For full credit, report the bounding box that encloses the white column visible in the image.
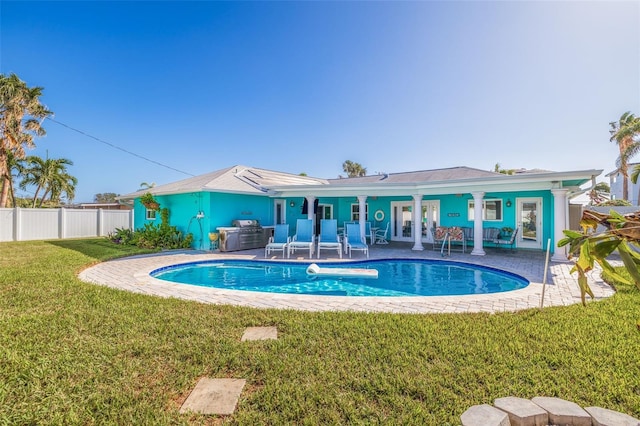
[305,196,316,232]
[357,195,367,239]
[412,194,424,251]
[471,191,486,256]
[129,209,135,230]
[551,188,569,262]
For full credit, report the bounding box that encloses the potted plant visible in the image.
[501,226,514,238]
[140,192,160,210]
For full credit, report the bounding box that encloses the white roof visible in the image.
[120,164,603,200]
[119,165,327,199]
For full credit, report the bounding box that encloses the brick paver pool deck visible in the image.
[78,243,615,314]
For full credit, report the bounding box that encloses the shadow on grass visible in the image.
[47,238,210,263]
[46,238,160,262]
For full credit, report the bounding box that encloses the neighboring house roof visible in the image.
[119,165,328,200]
[605,162,640,177]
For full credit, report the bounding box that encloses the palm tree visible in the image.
[138,181,156,191]
[47,171,77,205]
[0,150,25,207]
[342,160,367,178]
[493,162,515,175]
[20,155,76,207]
[0,73,52,207]
[588,182,610,206]
[610,111,640,201]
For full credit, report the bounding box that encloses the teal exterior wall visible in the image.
[209,192,272,230]
[135,191,273,250]
[135,192,211,250]
[135,189,557,252]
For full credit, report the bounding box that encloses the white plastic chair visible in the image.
[265,224,290,258]
[288,219,315,258]
[375,223,390,244]
[317,219,342,259]
[345,223,369,258]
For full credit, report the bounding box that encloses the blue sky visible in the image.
[2,1,639,203]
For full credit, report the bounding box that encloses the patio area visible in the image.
[78,242,616,314]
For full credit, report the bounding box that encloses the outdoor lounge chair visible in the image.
[448,226,466,253]
[375,222,389,244]
[265,224,290,258]
[288,219,315,258]
[317,219,342,259]
[365,222,375,245]
[431,226,449,251]
[431,226,466,253]
[493,226,519,250]
[345,223,369,258]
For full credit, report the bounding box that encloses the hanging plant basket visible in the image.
[140,192,160,210]
[144,201,160,210]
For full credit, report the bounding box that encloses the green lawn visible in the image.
[1,239,639,425]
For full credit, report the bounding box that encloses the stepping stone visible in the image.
[584,406,640,426]
[494,396,549,426]
[241,326,278,341]
[461,404,510,426]
[180,378,246,415]
[531,396,591,426]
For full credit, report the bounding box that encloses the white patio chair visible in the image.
[345,223,369,258]
[375,222,390,244]
[317,219,342,259]
[265,224,290,258]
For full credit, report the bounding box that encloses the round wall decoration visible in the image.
[373,209,385,221]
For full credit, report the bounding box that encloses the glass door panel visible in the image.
[391,202,413,241]
[421,201,440,243]
[517,198,542,249]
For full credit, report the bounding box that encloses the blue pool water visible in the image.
[151,259,529,297]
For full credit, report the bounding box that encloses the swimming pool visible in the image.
[151,259,529,297]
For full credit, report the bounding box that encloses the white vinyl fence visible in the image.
[0,208,133,242]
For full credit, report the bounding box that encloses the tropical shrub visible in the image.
[596,199,632,206]
[107,227,135,245]
[109,208,193,250]
[559,209,640,304]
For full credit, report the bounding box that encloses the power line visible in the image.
[46,117,196,177]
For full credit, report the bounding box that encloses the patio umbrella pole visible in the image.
[540,238,552,309]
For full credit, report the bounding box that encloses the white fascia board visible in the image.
[118,187,270,201]
[270,169,602,197]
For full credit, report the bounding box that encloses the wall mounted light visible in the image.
[506,199,512,207]
[289,201,295,207]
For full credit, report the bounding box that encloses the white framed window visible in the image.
[468,199,503,221]
[146,209,157,220]
[351,204,368,221]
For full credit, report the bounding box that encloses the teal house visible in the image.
[119,164,601,261]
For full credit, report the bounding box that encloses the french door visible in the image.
[516,198,542,249]
[390,201,439,243]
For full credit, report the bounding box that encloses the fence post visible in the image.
[59,208,66,239]
[14,207,21,241]
[97,209,104,236]
[129,209,135,230]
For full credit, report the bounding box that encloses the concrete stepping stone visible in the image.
[494,396,549,426]
[180,378,246,415]
[461,404,510,426]
[531,397,591,426]
[241,326,278,341]
[584,406,640,426]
